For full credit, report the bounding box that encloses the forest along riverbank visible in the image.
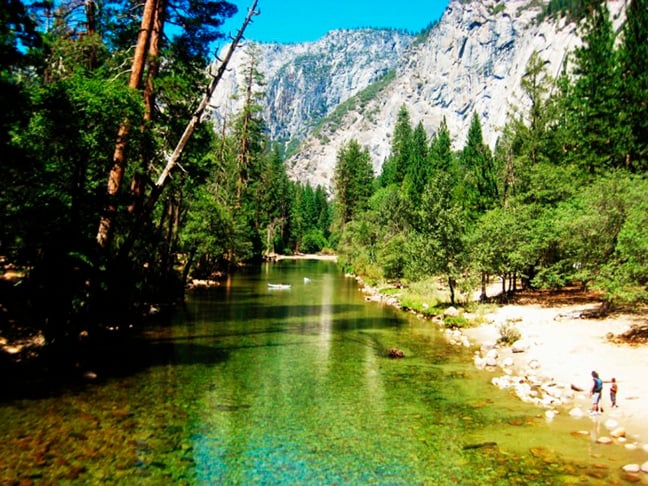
[356,277,648,474]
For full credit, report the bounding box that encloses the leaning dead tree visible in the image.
[145,0,259,211]
[96,0,259,248]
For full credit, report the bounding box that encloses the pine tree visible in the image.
[261,146,290,254]
[518,50,554,166]
[380,104,412,186]
[429,117,453,173]
[403,121,430,205]
[458,112,498,218]
[334,139,374,225]
[618,0,648,171]
[569,1,623,173]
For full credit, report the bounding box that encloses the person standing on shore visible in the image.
[590,371,603,415]
[610,377,618,408]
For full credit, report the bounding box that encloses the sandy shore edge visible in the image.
[462,303,648,446]
[357,278,648,460]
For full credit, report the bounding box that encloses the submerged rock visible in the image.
[569,407,585,418]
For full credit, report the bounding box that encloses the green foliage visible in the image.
[3,71,143,262]
[497,321,522,345]
[289,182,332,253]
[443,315,471,329]
[313,70,395,139]
[457,113,498,219]
[490,3,506,16]
[179,187,234,260]
[429,117,454,173]
[402,121,430,205]
[341,4,647,307]
[2,0,647,349]
[300,229,328,254]
[538,0,590,23]
[567,2,625,173]
[333,139,375,226]
[406,171,466,305]
[618,0,648,172]
[380,104,413,186]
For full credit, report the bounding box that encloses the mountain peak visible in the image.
[211,0,602,191]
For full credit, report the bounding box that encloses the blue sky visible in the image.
[221,0,451,44]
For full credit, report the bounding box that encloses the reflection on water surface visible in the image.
[0,261,644,484]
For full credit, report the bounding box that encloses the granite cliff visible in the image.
[211,0,625,191]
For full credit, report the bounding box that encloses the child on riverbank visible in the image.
[610,377,618,408]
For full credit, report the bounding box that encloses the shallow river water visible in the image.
[0,260,645,484]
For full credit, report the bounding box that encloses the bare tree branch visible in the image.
[145,0,259,210]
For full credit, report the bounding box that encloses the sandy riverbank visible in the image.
[462,300,648,447]
[358,277,648,461]
[270,253,338,262]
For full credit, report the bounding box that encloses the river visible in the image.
[0,260,644,484]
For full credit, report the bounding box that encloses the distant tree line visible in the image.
[334,0,647,307]
[0,0,332,345]
[0,0,645,349]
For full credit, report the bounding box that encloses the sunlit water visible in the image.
[1,260,645,484]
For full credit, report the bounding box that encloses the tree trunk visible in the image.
[129,0,166,215]
[96,0,159,248]
[143,0,259,212]
[235,63,256,207]
[479,271,487,301]
[85,0,97,69]
[115,1,258,263]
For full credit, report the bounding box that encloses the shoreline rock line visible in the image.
[352,274,648,475]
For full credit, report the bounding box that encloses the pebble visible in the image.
[439,309,646,463]
[569,407,585,418]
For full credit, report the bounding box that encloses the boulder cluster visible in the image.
[449,325,648,478]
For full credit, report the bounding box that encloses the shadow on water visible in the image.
[0,309,403,403]
[179,302,366,324]
[0,339,229,402]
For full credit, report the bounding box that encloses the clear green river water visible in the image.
[1,260,645,484]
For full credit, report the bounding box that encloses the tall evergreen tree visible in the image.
[379,104,412,186]
[403,121,430,205]
[568,0,623,172]
[458,112,498,218]
[517,50,554,166]
[334,139,374,225]
[261,146,290,254]
[429,117,453,173]
[618,0,648,171]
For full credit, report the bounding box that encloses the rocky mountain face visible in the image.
[210,29,414,144]
[212,0,624,192]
